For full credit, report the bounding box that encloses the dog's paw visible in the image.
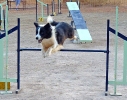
[43,54,48,58]
[44,52,51,58]
[43,55,46,58]
[43,55,48,58]
[73,38,80,44]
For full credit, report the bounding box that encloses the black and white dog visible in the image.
[34,16,77,57]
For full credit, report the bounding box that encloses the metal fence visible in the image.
[83,0,127,6]
[62,0,127,6]
[1,0,127,9]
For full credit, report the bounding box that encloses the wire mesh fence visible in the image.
[0,0,127,10]
[87,0,127,6]
[63,0,127,6]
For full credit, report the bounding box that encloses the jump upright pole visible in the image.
[58,0,62,14]
[105,19,110,96]
[16,18,21,94]
[0,1,6,30]
[4,5,9,94]
[51,0,55,16]
[111,6,119,96]
[36,0,37,21]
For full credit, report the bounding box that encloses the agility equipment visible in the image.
[0,18,21,94]
[0,2,10,94]
[105,6,127,96]
[0,3,21,93]
[19,6,127,95]
[0,1,6,30]
[17,17,109,97]
[66,2,92,43]
[67,0,80,17]
[58,0,62,14]
[36,0,62,21]
[36,0,48,22]
[51,0,56,16]
[51,0,62,16]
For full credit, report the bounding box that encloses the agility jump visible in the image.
[50,0,62,16]
[0,19,20,94]
[0,2,21,94]
[36,0,48,22]
[36,0,62,22]
[105,6,127,96]
[17,16,109,96]
[66,2,92,43]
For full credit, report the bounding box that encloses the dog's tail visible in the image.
[47,15,59,26]
[47,15,53,23]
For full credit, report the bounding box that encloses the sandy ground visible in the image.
[0,4,127,100]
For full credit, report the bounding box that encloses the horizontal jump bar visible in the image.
[109,27,127,41]
[0,26,18,39]
[19,48,108,53]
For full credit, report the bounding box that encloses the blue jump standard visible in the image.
[66,2,92,42]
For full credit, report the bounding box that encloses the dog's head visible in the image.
[34,22,52,43]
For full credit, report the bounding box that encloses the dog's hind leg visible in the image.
[70,35,79,44]
[70,35,77,40]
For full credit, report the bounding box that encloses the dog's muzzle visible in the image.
[36,37,38,40]
[36,36,42,43]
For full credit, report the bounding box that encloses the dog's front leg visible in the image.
[44,47,53,57]
[41,46,48,58]
[45,44,58,57]
[41,48,46,58]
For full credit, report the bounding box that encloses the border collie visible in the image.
[34,16,77,57]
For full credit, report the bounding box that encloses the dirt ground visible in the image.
[0,4,127,100]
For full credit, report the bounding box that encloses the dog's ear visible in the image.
[34,22,39,27]
[44,23,50,30]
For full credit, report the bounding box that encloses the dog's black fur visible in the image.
[55,22,75,45]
